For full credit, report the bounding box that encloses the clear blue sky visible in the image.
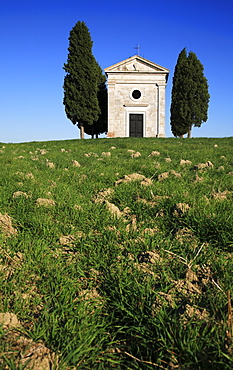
[1,0,232,142]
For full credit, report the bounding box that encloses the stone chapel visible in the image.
[104,55,169,138]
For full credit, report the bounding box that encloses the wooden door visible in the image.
[129,114,143,137]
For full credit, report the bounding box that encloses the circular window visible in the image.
[132,90,141,99]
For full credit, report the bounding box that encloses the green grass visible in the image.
[0,137,233,369]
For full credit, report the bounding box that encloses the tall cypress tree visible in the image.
[186,52,210,137]
[63,21,101,139]
[170,48,210,137]
[170,48,190,137]
[83,64,108,138]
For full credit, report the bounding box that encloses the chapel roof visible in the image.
[104,55,169,76]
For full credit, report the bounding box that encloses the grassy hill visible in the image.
[0,137,233,369]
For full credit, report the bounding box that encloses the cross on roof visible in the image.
[133,44,140,56]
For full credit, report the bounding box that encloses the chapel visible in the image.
[104,55,169,138]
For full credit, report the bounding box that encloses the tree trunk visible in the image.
[79,124,84,139]
[89,126,98,139]
[187,126,192,138]
[91,126,94,139]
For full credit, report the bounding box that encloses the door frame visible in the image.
[125,108,146,137]
[129,113,143,137]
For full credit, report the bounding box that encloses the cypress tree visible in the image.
[170,48,190,137]
[186,52,210,137]
[170,48,210,137]
[63,21,101,139]
[83,65,108,138]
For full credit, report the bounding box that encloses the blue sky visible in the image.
[1,0,232,142]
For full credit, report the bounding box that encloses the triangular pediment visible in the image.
[105,55,169,74]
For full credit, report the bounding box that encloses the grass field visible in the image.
[0,137,233,369]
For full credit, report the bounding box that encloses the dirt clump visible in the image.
[194,174,204,182]
[59,234,76,246]
[154,161,161,168]
[13,191,30,199]
[126,215,137,231]
[94,188,114,203]
[79,288,104,311]
[210,190,231,200]
[3,333,57,370]
[137,250,162,264]
[74,204,83,210]
[174,276,202,296]
[170,170,181,178]
[142,227,159,236]
[180,159,192,165]
[175,228,198,249]
[105,201,123,219]
[0,312,21,329]
[148,151,160,157]
[181,304,209,323]
[15,171,25,177]
[0,214,17,238]
[126,173,145,181]
[36,198,55,207]
[193,161,214,170]
[0,251,23,279]
[173,203,190,216]
[46,161,55,168]
[102,151,111,156]
[79,288,101,301]
[25,172,34,179]
[38,149,48,155]
[59,232,84,246]
[85,152,98,157]
[158,172,169,181]
[0,312,57,369]
[158,170,182,181]
[79,174,87,181]
[132,250,162,277]
[115,173,145,186]
[140,177,153,186]
[153,264,213,319]
[130,151,141,158]
[72,160,81,167]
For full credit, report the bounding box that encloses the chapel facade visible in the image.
[104,55,169,138]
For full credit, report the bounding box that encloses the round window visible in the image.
[132,90,141,99]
